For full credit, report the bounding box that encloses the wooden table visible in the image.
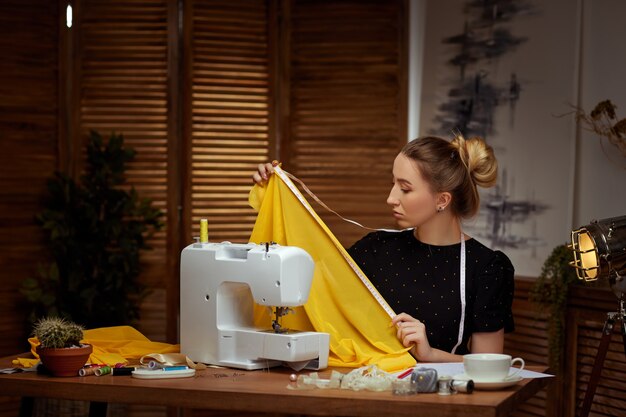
[0,356,550,417]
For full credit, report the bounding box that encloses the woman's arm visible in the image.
[412,329,505,362]
[412,347,463,362]
[393,313,505,362]
[469,328,504,353]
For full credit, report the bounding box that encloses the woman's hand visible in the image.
[252,162,276,185]
[392,313,435,362]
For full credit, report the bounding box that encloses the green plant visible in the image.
[33,316,84,349]
[21,131,163,328]
[529,244,579,372]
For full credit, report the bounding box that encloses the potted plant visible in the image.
[33,317,92,377]
[20,131,163,328]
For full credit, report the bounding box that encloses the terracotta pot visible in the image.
[36,344,93,377]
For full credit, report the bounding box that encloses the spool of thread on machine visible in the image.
[200,219,208,243]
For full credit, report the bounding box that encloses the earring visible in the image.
[437,206,444,212]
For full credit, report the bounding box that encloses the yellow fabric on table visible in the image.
[249,169,416,372]
[13,325,179,367]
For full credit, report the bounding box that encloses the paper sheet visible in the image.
[397,363,553,379]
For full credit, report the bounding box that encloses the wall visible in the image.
[573,0,626,226]
[417,0,626,277]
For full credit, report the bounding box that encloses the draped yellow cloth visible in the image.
[249,169,415,372]
[13,326,180,368]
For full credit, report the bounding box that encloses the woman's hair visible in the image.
[401,135,497,219]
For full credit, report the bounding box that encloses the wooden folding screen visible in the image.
[0,2,59,416]
[280,0,409,248]
[572,318,626,417]
[565,286,626,417]
[183,0,273,245]
[1,0,409,353]
[0,1,59,355]
[506,279,550,417]
[178,0,408,343]
[76,0,172,342]
[505,281,626,417]
[183,0,409,250]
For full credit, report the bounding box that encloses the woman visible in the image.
[253,135,514,362]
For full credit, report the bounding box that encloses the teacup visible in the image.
[463,353,525,382]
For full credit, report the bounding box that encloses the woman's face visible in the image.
[387,153,440,228]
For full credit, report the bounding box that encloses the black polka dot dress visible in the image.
[347,229,515,355]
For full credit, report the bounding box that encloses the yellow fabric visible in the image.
[13,326,180,367]
[249,172,416,372]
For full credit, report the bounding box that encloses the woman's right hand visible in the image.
[252,162,276,185]
[392,313,435,362]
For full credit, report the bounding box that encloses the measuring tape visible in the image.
[450,232,466,355]
[272,166,397,318]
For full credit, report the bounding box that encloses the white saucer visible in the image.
[452,374,523,390]
[132,368,196,379]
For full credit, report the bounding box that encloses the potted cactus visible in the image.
[33,317,92,377]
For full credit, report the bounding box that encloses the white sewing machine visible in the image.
[180,241,330,370]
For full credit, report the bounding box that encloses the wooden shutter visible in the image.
[506,279,550,417]
[566,286,626,417]
[0,0,59,354]
[574,319,626,417]
[281,0,408,248]
[0,2,58,416]
[184,0,272,244]
[78,0,171,341]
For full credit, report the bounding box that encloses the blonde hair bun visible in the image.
[452,135,497,188]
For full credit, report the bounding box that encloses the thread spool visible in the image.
[451,379,474,394]
[79,367,97,376]
[200,219,208,243]
[95,366,112,376]
[112,367,134,376]
[437,376,453,396]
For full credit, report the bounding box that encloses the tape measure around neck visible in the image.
[450,232,466,355]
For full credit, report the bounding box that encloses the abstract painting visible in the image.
[419,0,579,276]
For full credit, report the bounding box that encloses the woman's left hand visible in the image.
[392,313,435,362]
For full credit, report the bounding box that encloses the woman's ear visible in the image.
[436,192,452,210]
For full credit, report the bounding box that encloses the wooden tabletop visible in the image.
[0,355,550,417]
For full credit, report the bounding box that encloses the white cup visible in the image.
[463,353,525,382]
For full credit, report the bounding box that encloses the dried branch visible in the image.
[575,99,626,159]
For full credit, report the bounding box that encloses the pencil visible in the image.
[397,368,414,379]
